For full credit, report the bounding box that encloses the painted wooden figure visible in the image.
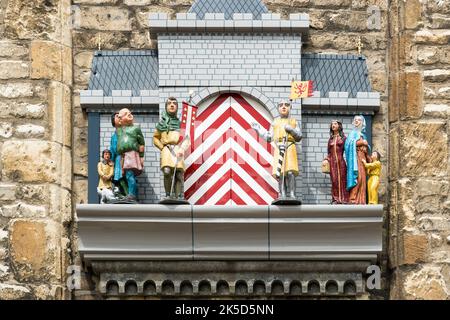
[116,108,145,203]
[252,100,302,203]
[153,97,188,202]
[324,120,349,204]
[97,149,115,204]
[344,115,371,204]
[363,151,382,205]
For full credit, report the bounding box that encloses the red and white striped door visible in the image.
[184,93,278,205]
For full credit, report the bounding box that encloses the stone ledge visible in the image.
[302,91,381,114]
[148,12,309,36]
[76,204,383,263]
[80,89,160,110]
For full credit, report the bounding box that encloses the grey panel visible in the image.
[189,0,269,20]
[88,50,159,96]
[193,206,269,260]
[76,204,383,262]
[77,204,192,262]
[269,205,383,260]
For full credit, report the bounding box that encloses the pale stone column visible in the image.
[388,0,450,300]
[0,0,73,299]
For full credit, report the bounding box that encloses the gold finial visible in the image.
[356,36,363,55]
[97,34,103,51]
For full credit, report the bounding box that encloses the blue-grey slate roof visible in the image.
[87,51,372,98]
[301,53,371,97]
[188,0,269,20]
[88,50,158,96]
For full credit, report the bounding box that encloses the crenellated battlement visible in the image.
[148,12,309,35]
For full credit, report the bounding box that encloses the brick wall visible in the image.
[158,33,302,87]
[99,113,160,204]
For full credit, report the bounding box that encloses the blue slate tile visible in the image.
[188,0,268,20]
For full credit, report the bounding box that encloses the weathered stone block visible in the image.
[418,216,448,232]
[34,284,66,300]
[48,82,72,147]
[397,178,415,229]
[388,125,399,180]
[73,179,88,205]
[79,6,132,31]
[351,0,387,10]
[403,0,422,29]
[0,184,16,201]
[313,0,351,8]
[327,11,367,31]
[414,29,450,45]
[426,0,450,14]
[424,69,450,82]
[388,74,399,123]
[1,203,46,219]
[9,220,62,282]
[3,0,59,40]
[73,0,118,3]
[0,61,29,79]
[15,124,46,139]
[400,71,423,119]
[31,41,62,81]
[1,141,61,183]
[401,233,428,265]
[0,41,29,58]
[431,13,450,29]
[49,185,72,225]
[0,122,13,138]
[74,67,91,86]
[16,185,49,204]
[417,47,440,65]
[0,83,33,98]
[0,283,31,300]
[74,51,94,69]
[73,31,130,50]
[124,0,154,5]
[403,266,449,300]
[424,104,449,118]
[399,122,447,177]
[13,103,46,119]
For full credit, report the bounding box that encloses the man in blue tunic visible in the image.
[110,112,128,197]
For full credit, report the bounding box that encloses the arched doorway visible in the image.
[184,92,278,205]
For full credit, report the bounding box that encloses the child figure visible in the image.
[362,151,382,205]
[97,149,115,204]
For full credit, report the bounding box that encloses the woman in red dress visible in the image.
[325,120,349,204]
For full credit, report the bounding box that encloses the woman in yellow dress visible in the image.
[363,151,381,204]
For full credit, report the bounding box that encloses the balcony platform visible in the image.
[76,204,383,297]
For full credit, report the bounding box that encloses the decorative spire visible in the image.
[97,34,103,51]
[356,36,363,55]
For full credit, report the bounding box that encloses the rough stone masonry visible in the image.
[0,0,448,300]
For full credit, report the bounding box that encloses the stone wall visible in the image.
[70,0,390,300]
[0,0,72,299]
[388,0,450,300]
[5,0,449,300]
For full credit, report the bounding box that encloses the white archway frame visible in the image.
[191,87,278,118]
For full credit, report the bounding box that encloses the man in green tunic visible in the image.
[117,108,145,202]
[153,97,186,200]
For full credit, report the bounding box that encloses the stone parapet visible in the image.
[148,12,309,37]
